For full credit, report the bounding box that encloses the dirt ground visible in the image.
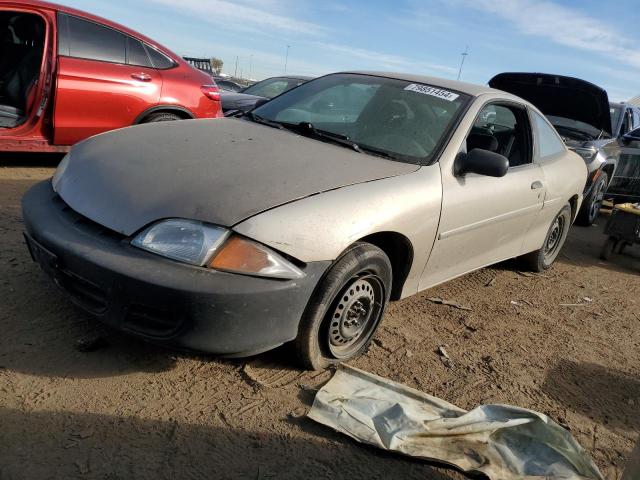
[1,155,639,480]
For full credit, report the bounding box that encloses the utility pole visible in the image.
[284,45,291,74]
[234,56,239,77]
[249,54,253,80]
[457,46,469,81]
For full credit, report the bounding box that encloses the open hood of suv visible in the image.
[489,72,612,136]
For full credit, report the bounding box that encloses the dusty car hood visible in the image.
[489,72,612,136]
[54,118,419,236]
[220,91,266,112]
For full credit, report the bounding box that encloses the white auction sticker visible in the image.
[404,84,459,101]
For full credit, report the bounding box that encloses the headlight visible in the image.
[132,219,229,266]
[572,147,598,164]
[52,153,71,192]
[132,219,304,279]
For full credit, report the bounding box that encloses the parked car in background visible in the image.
[489,72,624,225]
[214,78,244,93]
[0,0,222,153]
[221,75,312,113]
[601,127,640,203]
[23,72,586,369]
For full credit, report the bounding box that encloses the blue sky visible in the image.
[58,0,639,101]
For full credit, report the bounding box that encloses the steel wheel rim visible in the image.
[326,274,384,358]
[544,214,565,260]
[589,178,605,221]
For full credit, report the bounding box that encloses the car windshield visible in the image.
[610,104,623,132]
[547,115,605,140]
[242,77,307,98]
[251,73,471,164]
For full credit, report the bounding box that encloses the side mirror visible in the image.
[456,149,509,177]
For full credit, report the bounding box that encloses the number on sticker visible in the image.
[404,84,459,102]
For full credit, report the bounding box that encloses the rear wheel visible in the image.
[576,172,608,226]
[521,204,571,272]
[294,242,392,370]
[142,112,184,123]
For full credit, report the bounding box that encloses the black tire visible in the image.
[521,204,572,272]
[576,172,608,226]
[294,242,392,370]
[142,112,183,123]
[600,236,617,260]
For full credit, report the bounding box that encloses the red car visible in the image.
[0,0,222,153]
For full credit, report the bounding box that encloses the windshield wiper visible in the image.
[282,122,363,153]
[244,112,283,130]
[357,145,401,161]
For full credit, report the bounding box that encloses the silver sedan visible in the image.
[22,72,587,369]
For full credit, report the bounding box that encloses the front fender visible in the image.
[233,165,443,298]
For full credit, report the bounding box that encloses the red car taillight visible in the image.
[201,85,221,101]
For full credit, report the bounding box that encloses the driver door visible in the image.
[420,102,545,289]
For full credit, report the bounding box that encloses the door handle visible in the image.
[531,181,544,190]
[131,73,152,82]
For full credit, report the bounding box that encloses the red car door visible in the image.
[53,13,162,146]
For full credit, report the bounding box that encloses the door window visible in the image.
[62,14,126,64]
[531,110,565,160]
[468,103,532,167]
[632,108,640,130]
[620,110,632,136]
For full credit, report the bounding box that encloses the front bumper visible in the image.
[22,180,330,356]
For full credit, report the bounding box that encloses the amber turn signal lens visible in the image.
[209,236,305,279]
[210,236,269,271]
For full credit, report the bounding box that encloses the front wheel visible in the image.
[576,172,608,226]
[294,242,392,370]
[521,204,572,272]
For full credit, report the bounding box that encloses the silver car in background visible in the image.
[22,72,586,369]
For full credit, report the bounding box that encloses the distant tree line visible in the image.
[210,57,223,75]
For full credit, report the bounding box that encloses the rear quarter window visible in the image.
[144,45,175,69]
[532,110,565,160]
[127,37,152,68]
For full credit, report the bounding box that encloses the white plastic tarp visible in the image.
[308,365,603,480]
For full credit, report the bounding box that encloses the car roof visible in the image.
[4,0,179,59]
[343,71,500,97]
